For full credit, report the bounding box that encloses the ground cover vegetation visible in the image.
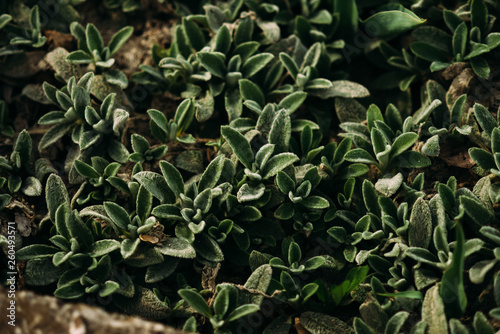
[1,0,500,333]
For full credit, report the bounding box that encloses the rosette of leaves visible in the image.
[326,178,433,291]
[409,0,500,79]
[39,74,130,163]
[196,24,275,121]
[269,0,349,45]
[319,137,370,184]
[405,81,472,157]
[289,124,324,164]
[135,160,229,265]
[370,40,428,91]
[3,5,46,49]
[420,94,471,157]
[82,185,197,283]
[72,157,121,205]
[315,265,370,310]
[274,167,330,231]
[273,42,369,100]
[16,201,131,299]
[148,98,196,144]
[178,282,263,333]
[405,214,484,309]
[221,125,299,202]
[230,92,319,138]
[128,134,168,164]
[341,104,431,173]
[0,13,17,56]
[0,130,51,203]
[469,105,500,176]
[271,270,320,310]
[326,180,397,264]
[270,239,325,274]
[67,22,133,88]
[131,18,212,100]
[469,225,500,286]
[356,283,496,334]
[0,100,13,137]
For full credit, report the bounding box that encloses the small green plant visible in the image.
[342,104,431,173]
[128,134,168,163]
[270,239,325,274]
[179,284,260,333]
[274,167,330,231]
[409,0,500,79]
[221,124,298,202]
[72,157,121,205]
[7,5,46,48]
[67,23,133,88]
[274,42,369,100]
[0,130,49,202]
[39,73,129,163]
[317,265,369,308]
[148,99,196,144]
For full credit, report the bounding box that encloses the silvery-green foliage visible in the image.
[342,103,431,173]
[270,239,325,274]
[131,21,212,102]
[221,124,298,203]
[128,134,168,163]
[274,167,330,231]
[274,42,370,100]
[16,202,132,300]
[409,0,500,79]
[39,73,129,162]
[178,282,260,332]
[148,98,196,144]
[5,6,46,49]
[134,160,230,264]
[319,137,369,184]
[0,130,53,203]
[413,81,471,157]
[67,23,133,88]
[230,92,317,139]
[196,23,275,121]
[72,157,121,205]
[469,104,500,178]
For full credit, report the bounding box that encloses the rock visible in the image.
[0,286,185,334]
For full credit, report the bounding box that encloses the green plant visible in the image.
[39,73,129,163]
[16,174,132,299]
[7,5,46,48]
[67,23,133,88]
[469,104,500,176]
[274,167,330,231]
[409,0,500,79]
[196,24,275,121]
[148,99,196,144]
[179,284,260,333]
[270,240,325,274]
[273,42,369,100]
[72,157,121,205]
[0,130,51,202]
[128,134,168,163]
[221,124,298,202]
[342,103,431,173]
